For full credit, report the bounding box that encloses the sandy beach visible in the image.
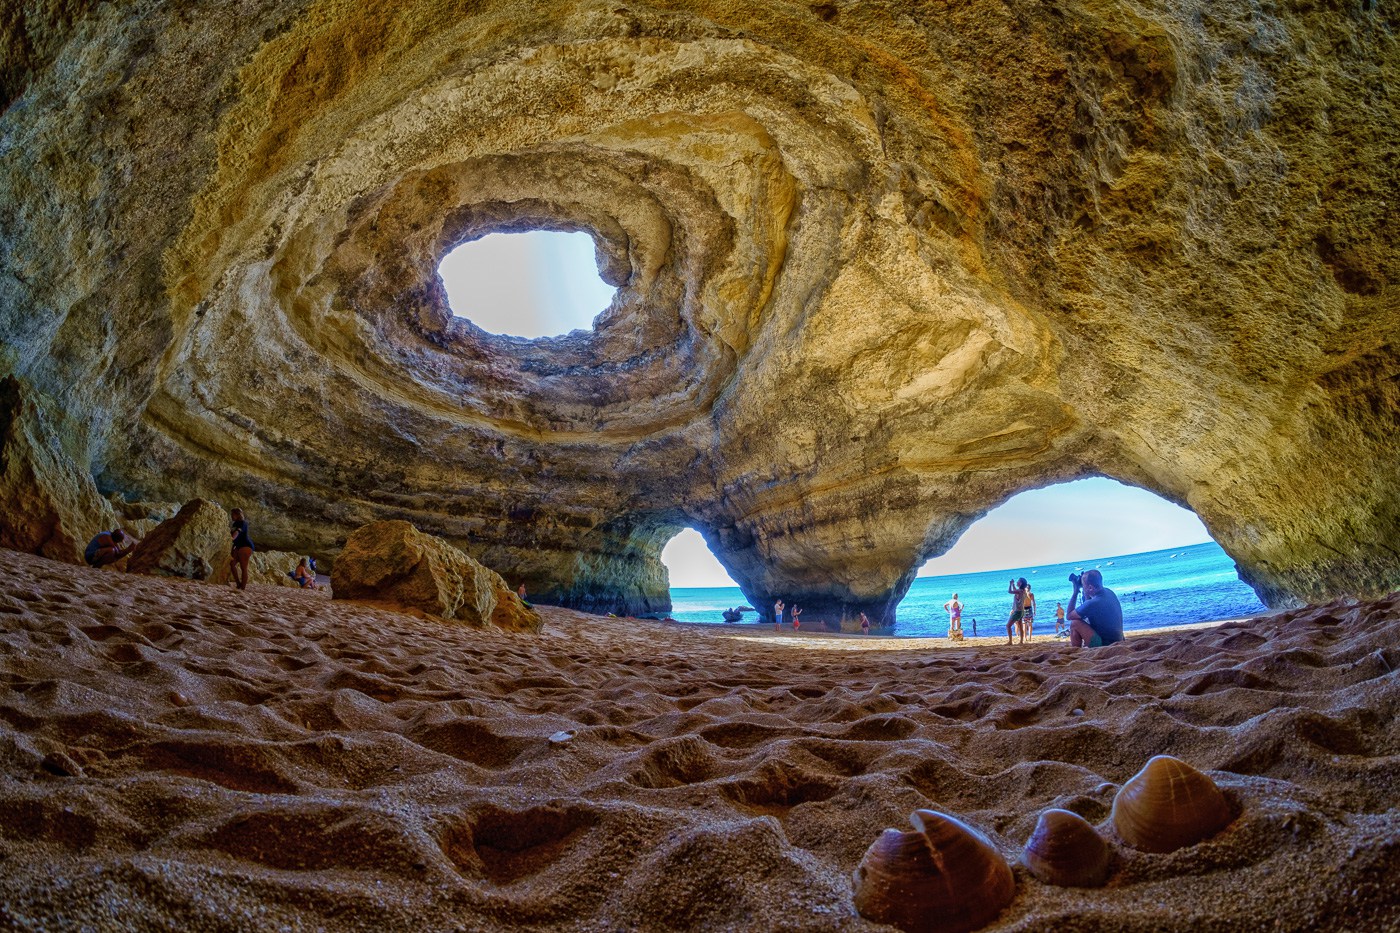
[0,548,1396,931]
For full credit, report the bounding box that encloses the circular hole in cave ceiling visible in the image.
[437,230,617,339]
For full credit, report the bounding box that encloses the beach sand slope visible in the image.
[0,549,1396,931]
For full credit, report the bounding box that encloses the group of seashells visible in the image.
[852,755,1235,932]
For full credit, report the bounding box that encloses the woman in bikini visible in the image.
[229,508,254,590]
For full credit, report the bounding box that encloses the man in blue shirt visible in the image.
[1068,569,1124,647]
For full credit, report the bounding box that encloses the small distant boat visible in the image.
[1106,561,1114,566]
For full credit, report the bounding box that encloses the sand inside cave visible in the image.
[0,549,1395,931]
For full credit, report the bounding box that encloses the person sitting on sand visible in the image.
[1054,602,1066,637]
[84,529,135,567]
[228,508,254,591]
[860,611,871,635]
[944,593,963,639]
[292,558,320,590]
[1007,578,1030,645]
[1068,569,1124,647]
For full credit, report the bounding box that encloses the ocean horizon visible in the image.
[668,540,1268,637]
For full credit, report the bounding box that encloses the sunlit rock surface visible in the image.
[1,1,1396,620]
[332,520,543,632]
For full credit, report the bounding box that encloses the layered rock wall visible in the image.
[1,1,1396,619]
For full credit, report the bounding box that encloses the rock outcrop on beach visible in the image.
[1,2,1396,619]
[0,377,115,564]
[125,498,232,581]
[333,520,542,632]
[208,548,306,589]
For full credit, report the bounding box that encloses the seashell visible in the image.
[1020,808,1111,887]
[852,809,1015,933]
[1111,755,1232,853]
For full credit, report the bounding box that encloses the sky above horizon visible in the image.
[438,231,616,338]
[437,232,1216,590]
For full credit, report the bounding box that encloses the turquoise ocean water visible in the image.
[668,541,1267,637]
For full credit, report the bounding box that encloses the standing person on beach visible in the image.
[1006,578,1030,645]
[228,508,254,591]
[1067,569,1124,647]
[773,599,784,629]
[1021,584,1036,643]
[943,593,963,639]
[860,612,871,635]
[791,606,802,631]
[1055,602,1066,637]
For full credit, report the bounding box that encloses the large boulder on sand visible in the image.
[332,521,541,632]
[0,377,116,564]
[126,499,231,580]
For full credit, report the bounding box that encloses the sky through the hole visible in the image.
[438,231,616,338]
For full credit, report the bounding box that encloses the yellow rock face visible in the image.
[0,2,1396,619]
[332,520,542,632]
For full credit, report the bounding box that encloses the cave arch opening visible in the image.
[437,230,617,338]
[899,477,1266,638]
[660,527,748,623]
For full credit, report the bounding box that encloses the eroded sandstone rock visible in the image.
[126,499,231,581]
[0,377,115,563]
[108,495,183,542]
[208,549,306,589]
[0,2,1396,619]
[332,520,541,632]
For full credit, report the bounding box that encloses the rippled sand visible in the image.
[0,549,1396,931]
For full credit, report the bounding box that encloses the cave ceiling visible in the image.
[1,0,1397,620]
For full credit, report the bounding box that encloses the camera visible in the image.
[1068,572,1081,586]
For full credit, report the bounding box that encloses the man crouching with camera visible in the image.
[1066,569,1124,647]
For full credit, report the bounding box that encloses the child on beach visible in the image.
[1022,585,1036,643]
[792,606,802,631]
[860,612,871,635]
